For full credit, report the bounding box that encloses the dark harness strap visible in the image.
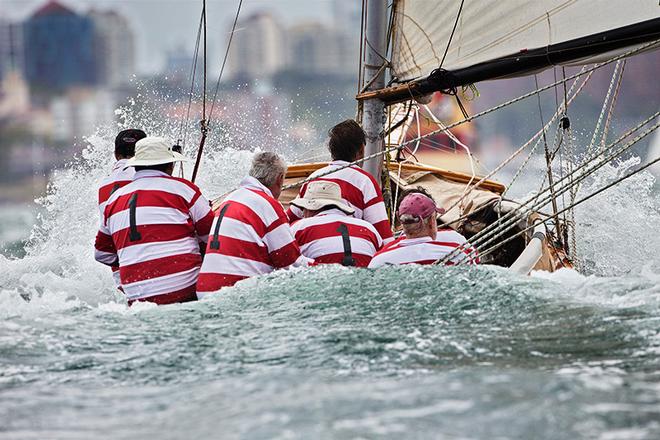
[209,203,230,250]
[128,193,142,242]
[336,223,355,267]
[110,183,121,196]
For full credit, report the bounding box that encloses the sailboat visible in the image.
[195,1,659,274]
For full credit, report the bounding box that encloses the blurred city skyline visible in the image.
[0,0,343,74]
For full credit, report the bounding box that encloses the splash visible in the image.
[0,83,658,313]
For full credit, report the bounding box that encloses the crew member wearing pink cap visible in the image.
[368,192,479,267]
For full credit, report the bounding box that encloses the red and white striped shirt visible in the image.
[286,161,394,244]
[291,208,382,267]
[197,176,306,297]
[97,159,134,288]
[368,229,479,268]
[94,170,214,305]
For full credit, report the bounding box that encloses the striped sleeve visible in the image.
[263,204,302,268]
[286,182,307,223]
[188,189,214,243]
[94,221,118,266]
[360,174,393,243]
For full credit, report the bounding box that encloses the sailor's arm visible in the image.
[94,222,118,267]
[285,182,307,223]
[264,212,306,268]
[361,175,394,244]
[188,189,214,246]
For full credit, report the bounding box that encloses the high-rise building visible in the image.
[289,23,347,76]
[23,1,97,92]
[226,12,286,81]
[88,9,136,88]
[0,17,24,80]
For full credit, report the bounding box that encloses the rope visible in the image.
[283,62,594,193]
[191,0,208,183]
[458,116,659,263]
[599,60,626,153]
[178,10,204,147]
[439,0,465,69]
[534,74,562,245]
[438,70,592,218]
[440,115,659,265]
[399,39,658,151]
[208,0,244,127]
[476,153,660,263]
[191,0,243,183]
[587,60,623,156]
[282,41,657,193]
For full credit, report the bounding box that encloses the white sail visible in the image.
[391,0,660,82]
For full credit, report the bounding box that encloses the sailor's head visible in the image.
[125,136,188,175]
[328,119,366,162]
[290,180,355,218]
[114,128,146,160]
[249,152,287,199]
[397,192,445,239]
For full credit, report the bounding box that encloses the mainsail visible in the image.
[366,0,660,103]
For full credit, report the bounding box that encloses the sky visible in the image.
[0,0,339,73]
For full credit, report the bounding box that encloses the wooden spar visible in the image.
[357,17,660,106]
[360,0,388,181]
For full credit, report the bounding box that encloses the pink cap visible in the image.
[398,193,445,223]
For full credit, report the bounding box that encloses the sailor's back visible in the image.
[291,209,382,267]
[197,178,302,295]
[368,230,478,268]
[94,137,213,305]
[197,154,305,297]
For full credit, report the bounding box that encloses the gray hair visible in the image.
[249,152,287,187]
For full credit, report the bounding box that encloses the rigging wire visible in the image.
[439,0,465,69]
[282,62,596,193]
[439,112,660,264]
[178,10,204,147]
[276,40,655,194]
[191,0,209,183]
[208,0,244,126]
[191,0,244,183]
[397,38,658,152]
[436,114,660,265]
[453,117,659,264]
[475,153,660,263]
[534,74,562,246]
[599,60,626,153]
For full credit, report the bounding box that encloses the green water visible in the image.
[2,265,659,439]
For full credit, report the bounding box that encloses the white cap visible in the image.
[291,180,355,215]
[125,136,188,168]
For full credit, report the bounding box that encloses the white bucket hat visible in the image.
[124,136,188,168]
[291,180,355,215]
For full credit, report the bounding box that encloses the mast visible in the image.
[361,0,389,180]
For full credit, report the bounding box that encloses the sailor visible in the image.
[290,180,382,267]
[94,136,214,305]
[286,119,394,244]
[196,152,308,297]
[368,192,479,268]
[97,129,146,289]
